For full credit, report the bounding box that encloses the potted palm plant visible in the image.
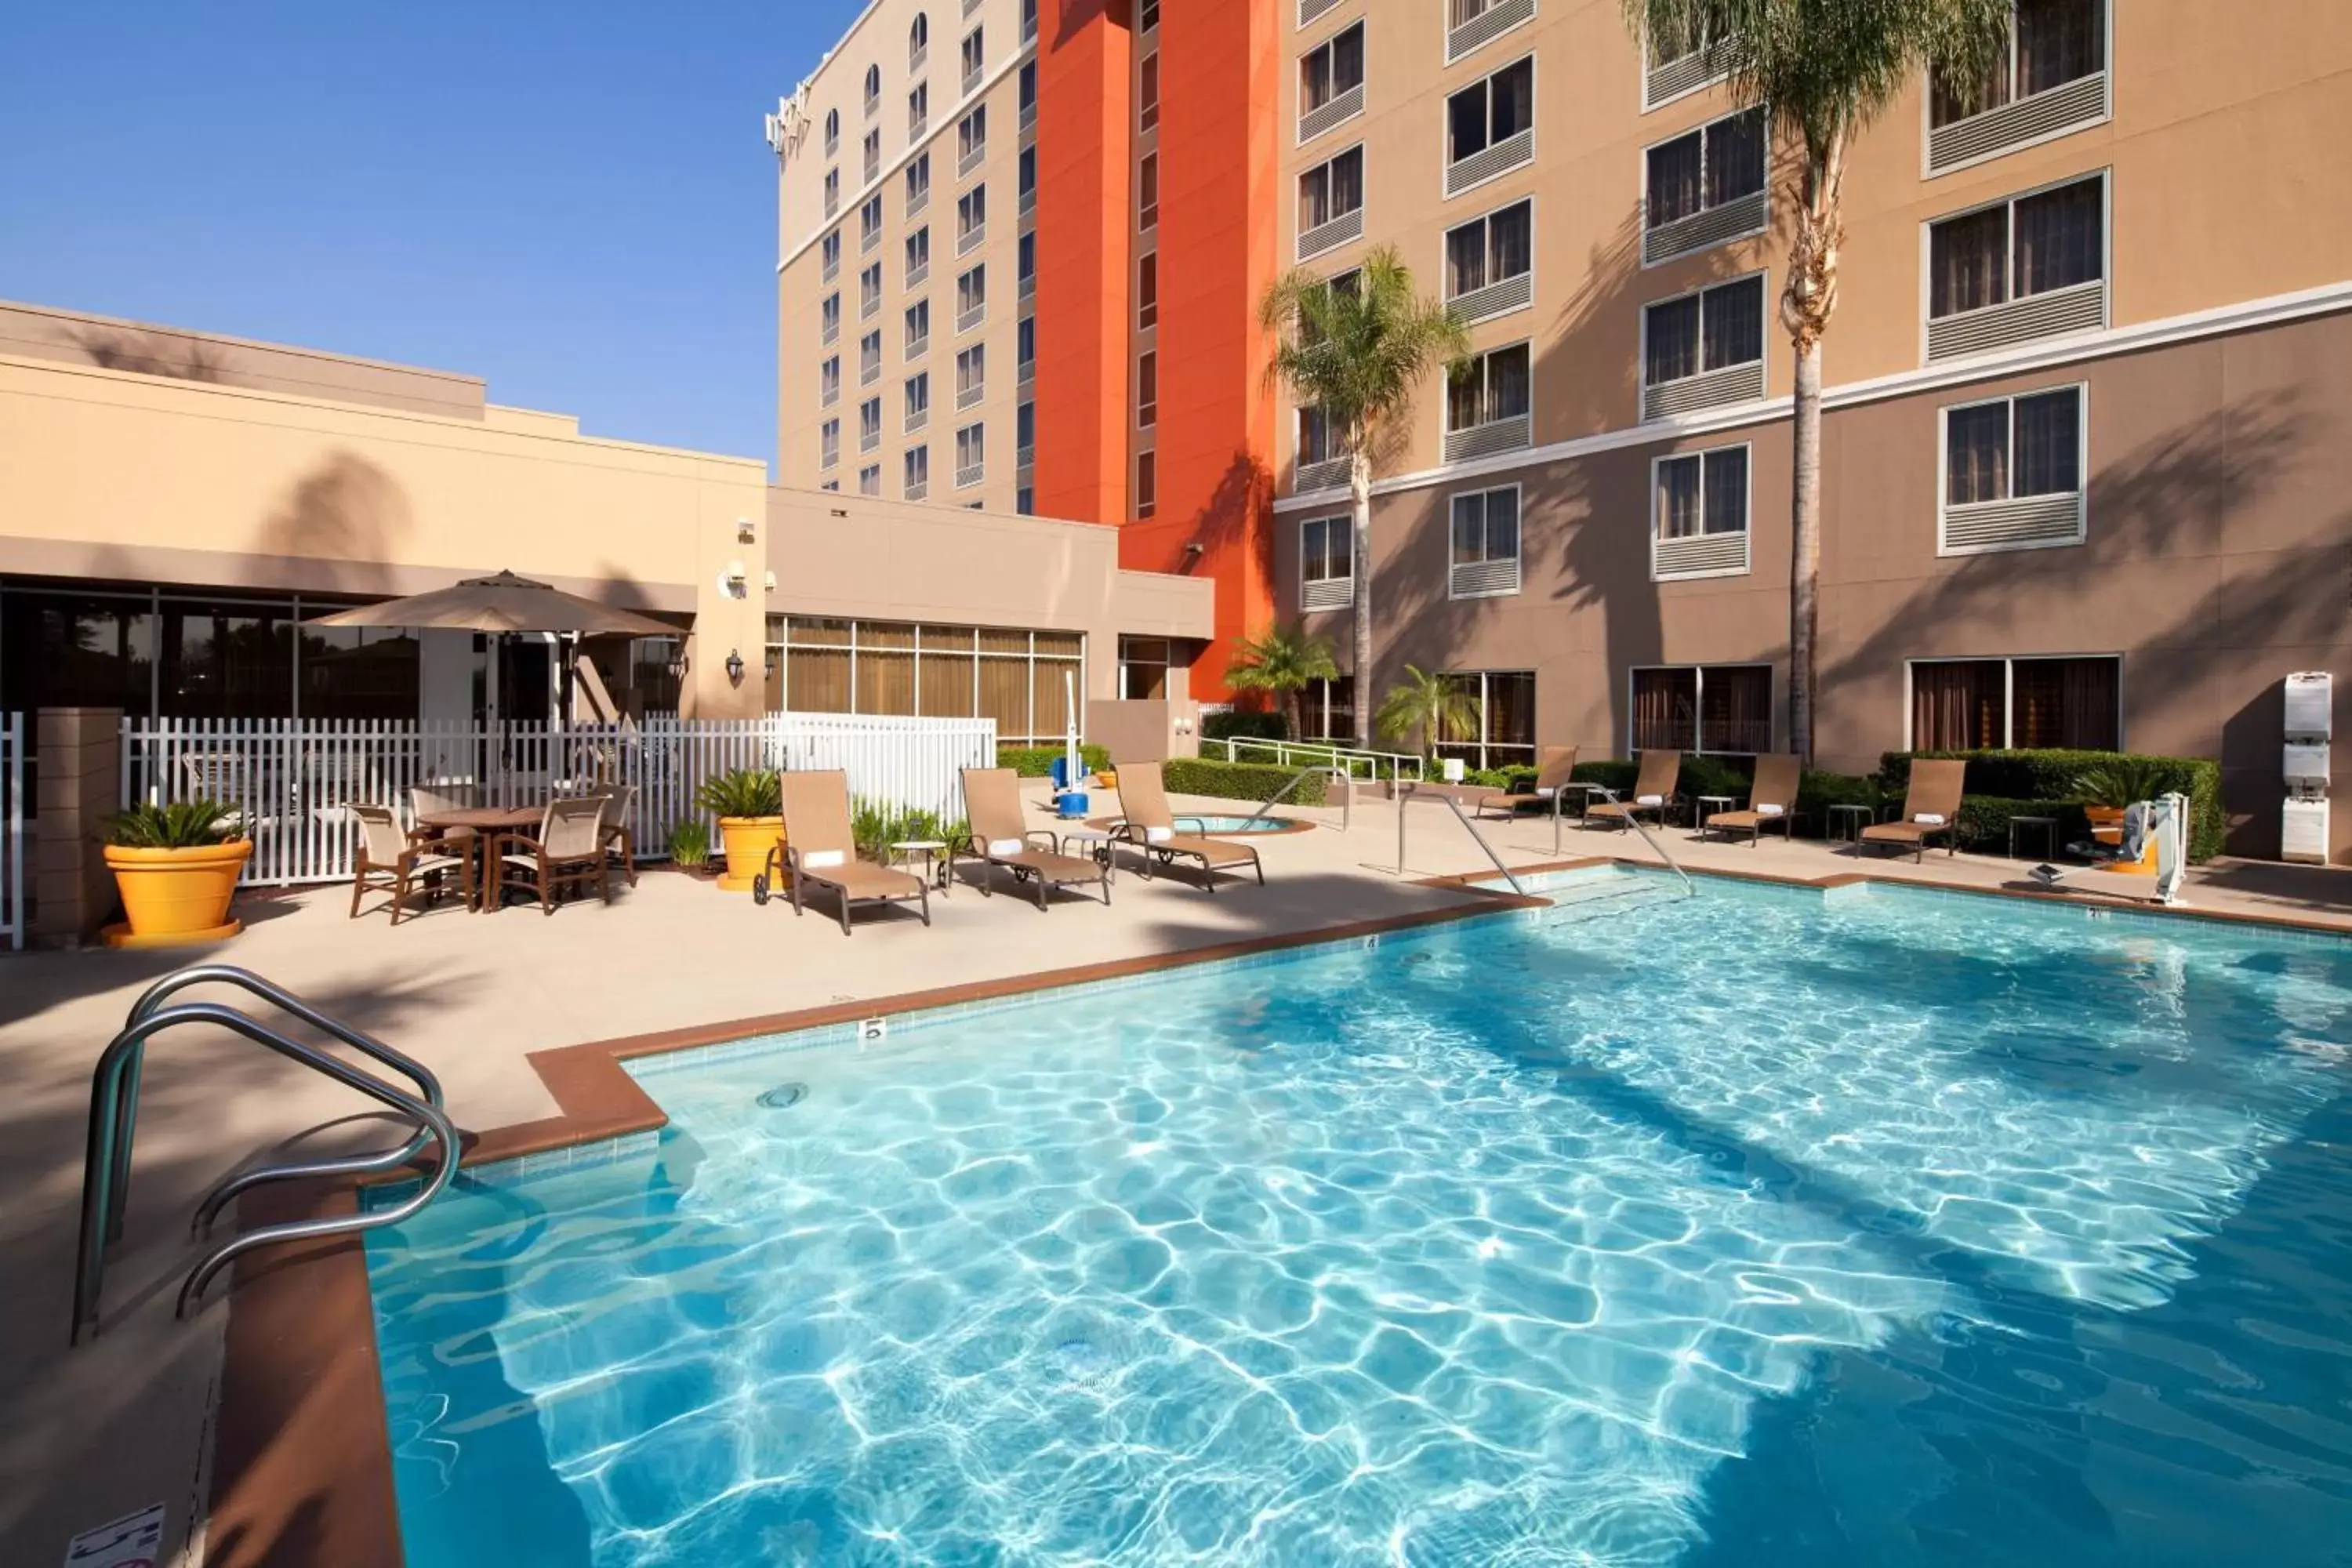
[102,797,251,947]
[694,768,784,892]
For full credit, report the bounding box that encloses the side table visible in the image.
[2006,815,2060,862]
[1058,826,1118,884]
[890,839,954,895]
[1827,802,1878,844]
[1694,794,1738,838]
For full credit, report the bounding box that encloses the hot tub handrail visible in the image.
[1234,765,1351,834]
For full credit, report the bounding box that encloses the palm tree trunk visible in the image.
[1348,445,1374,750]
[1780,132,1845,768]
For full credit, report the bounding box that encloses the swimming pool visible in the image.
[367,869,2352,1565]
[1090,812,1309,835]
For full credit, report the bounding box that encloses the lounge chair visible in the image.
[763,770,930,933]
[1860,757,1966,861]
[1473,746,1579,820]
[1109,758,1265,892]
[493,795,612,913]
[350,804,472,924]
[1585,750,1681,832]
[597,782,639,886]
[1702,753,1802,847]
[959,767,1112,909]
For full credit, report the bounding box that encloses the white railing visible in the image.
[1203,735,1425,784]
[120,714,996,887]
[2,713,22,950]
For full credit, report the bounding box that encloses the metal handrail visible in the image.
[1234,765,1352,834]
[107,965,446,1243]
[72,1002,459,1343]
[1204,735,1425,786]
[1576,783,1696,895]
[1392,781,1526,895]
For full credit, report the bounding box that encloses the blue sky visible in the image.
[0,0,867,470]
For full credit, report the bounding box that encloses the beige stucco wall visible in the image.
[0,349,771,717]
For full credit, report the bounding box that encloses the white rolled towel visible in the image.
[1636,793,1664,807]
[1756,803,1784,817]
[987,837,1026,855]
[1144,825,1174,842]
[1913,812,1946,826]
[1534,786,1557,798]
[800,848,847,868]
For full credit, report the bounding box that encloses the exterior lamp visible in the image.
[725,648,746,684]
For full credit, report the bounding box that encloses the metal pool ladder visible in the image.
[1392,782,1528,895]
[1563,784,1695,895]
[1236,765,1355,833]
[71,964,460,1344]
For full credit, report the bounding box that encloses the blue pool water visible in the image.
[368,872,2352,1566]
[1166,815,1305,834]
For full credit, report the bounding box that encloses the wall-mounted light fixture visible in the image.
[737,516,758,543]
[764,648,781,680]
[764,569,779,593]
[1182,542,1205,557]
[665,647,689,679]
[725,648,746,684]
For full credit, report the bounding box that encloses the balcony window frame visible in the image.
[957,106,989,177]
[909,11,929,72]
[906,225,931,287]
[1442,196,1535,324]
[1650,442,1753,582]
[1920,169,2109,359]
[1638,270,1769,414]
[955,420,986,489]
[1296,143,1365,260]
[1628,663,1776,755]
[858,326,883,383]
[1299,514,1353,613]
[819,355,841,407]
[1140,51,1161,132]
[1443,54,1537,198]
[859,263,883,321]
[909,81,929,138]
[1445,0,1540,67]
[1640,16,1733,111]
[960,26,985,95]
[906,151,932,216]
[859,192,884,252]
[903,443,930,498]
[819,417,840,469]
[1136,449,1156,518]
[1924,0,2111,177]
[1137,350,1157,428]
[1446,482,1523,601]
[1297,21,1366,146]
[904,298,931,354]
[956,342,987,408]
[1442,339,1533,449]
[1433,669,1537,772]
[905,370,931,428]
[1137,252,1158,329]
[1904,654,2122,751]
[1640,106,1769,267]
[1936,382,2089,556]
[1140,151,1160,231]
[956,182,988,252]
[956,262,987,335]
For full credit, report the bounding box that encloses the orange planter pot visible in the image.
[102,840,252,948]
[715,816,786,892]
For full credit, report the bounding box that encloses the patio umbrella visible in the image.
[303,570,677,637]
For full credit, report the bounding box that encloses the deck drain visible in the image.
[757,1082,810,1110]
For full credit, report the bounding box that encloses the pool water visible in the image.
[368,872,2352,1566]
[1173,814,1304,834]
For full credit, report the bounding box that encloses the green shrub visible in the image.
[1795,770,1880,830]
[106,798,243,849]
[1202,710,1291,742]
[1160,757,1329,806]
[998,744,1112,777]
[693,768,781,818]
[1879,749,2223,862]
[850,799,971,858]
[1952,795,2092,855]
[666,818,711,867]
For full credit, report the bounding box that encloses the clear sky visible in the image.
[0,0,867,470]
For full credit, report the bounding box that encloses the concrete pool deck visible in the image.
[5,780,2349,1566]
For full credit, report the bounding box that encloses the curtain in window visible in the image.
[1945,402,2010,504]
[1699,665,1772,753]
[2011,656,2117,749]
[1447,223,1488,294]
[1705,109,1766,206]
[1632,668,1698,751]
[1647,132,1703,227]
[1701,278,1762,369]
[1487,346,1530,420]
[1911,660,2005,750]
[977,656,1029,739]
[1930,207,2009,316]
[2013,180,2102,296]
[1490,61,1534,140]
[1701,447,1748,533]
[1329,148,1362,214]
[1485,672,1536,757]
[1312,677,1356,741]
[2019,0,2103,95]
[1299,407,1333,465]
[1646,296,1700,385]
[1031,662,1073,738]
[1450,493,1486,565]
[2013,389,2080,496]
[1448,366,1484,431]
[1656,456,1700,539]
[1330,24,1364,93]
[1483,488,1520,562]
[788,648,852,712]
[1489,201,1531,279]
[916,650,975,717]
[859,651,916,715]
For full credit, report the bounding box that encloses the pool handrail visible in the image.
[1573,783,1696,895]
[1392,781,1528,896]
[1233,765,1352,834]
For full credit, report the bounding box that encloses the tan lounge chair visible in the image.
[959,768,1112,909]
[1473,746,1579,820]
[764,770,929,934]
[494,795,612,914]
[1703,753,1802,847]
[1109,758,1265,892]
[1860,757,1966,861]
[1585,750,1681,831]
[350,804,472,923]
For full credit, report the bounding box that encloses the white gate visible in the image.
[2,713,22,950]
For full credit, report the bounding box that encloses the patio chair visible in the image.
[1702,753,1802,847]
[1473,746,1579,819]
[410,780,478,846]
[598,782,639,886]
[763,770,929,934]
[1108,758,1264,892]
[492,795,612,914]
[958,767,1112,909]
[1860,758,1967,862]
[350,804,473,924]
[1585,750,1682,833]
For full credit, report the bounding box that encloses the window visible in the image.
[1020,60,1036,125]
[957,183,987,251]
[1300,514,1352,611]
[1641,273,1765,418]
[1300,677,1356,741]
[1018,144,1036,211]
[858,328,882,383]
[1443,198,1533,320]
[1140,52,1160,132]
[1446,485,1522,598]
[1445,56,1534,194]
[1017,314,1036,379]
[859,263,883,318]
[1651,445,1751,579]
[910,11,928,69]
[864,64,881,114]
[820,291,841,344]
[1643,8,1730,107]
[956,262,987,330]
[1296,145,1363,256]
[859,395,882,451]
[956,421,985,486]
[1136,450,1156,518]
[1017,485,1034,514]
[773,617,1082,741]
[1435,670,1535,771]
[1120,635,1171,700]
[825,107,840,155]
[909,81,928,137]
[858,463,882,495]
[1926,174,2105,358]
[862,127,882,181]
[1140,152,1160,230]
[905,370,931,428]
[906,151,931,213]
[1910,655,2118,750]
[823,167,840,214]
[956,343,986,408]
[958,106,988,175]
[904,444,929,497]
[860,193,884,249]
[1449,0,1537,64]
[1022,0,1037,43]
[1297,405,1344,484]
[822,480,840,492]
[1137,351,1156,427]
[1141,0,1159,31]
[819,354,840,405]
[1138,253,1158,328]
[1299,23,1364,139]
[1940,385,2085,553]
[1443,343,1531,459]
[1018,230,1036,296]
[1017,400,1035,463]
[1643,107,1766,263]
[960,26,985,93]
[1933,0,2106,128]
[906,224,930,285]
[905,298,931,352]
[820,229,841,281]
[1632,666,1773,753]
[819,417,840,468]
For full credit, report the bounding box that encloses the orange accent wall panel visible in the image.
[1033,1,1132,527]
[1123,0,1279,702]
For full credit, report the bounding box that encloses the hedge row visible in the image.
[998,744,1111,777]
[1201,710,1290,742]
[1160,757,1329,807]
[1880,750,2223,862]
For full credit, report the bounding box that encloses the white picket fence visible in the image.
[120,713,996,887]
[2,713,23,950]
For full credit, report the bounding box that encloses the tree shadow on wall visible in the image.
[65,325,230,385]
[249,450,417,593]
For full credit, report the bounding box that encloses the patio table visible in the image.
[416,803,545,910]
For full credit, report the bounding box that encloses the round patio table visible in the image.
[416,804,544,911]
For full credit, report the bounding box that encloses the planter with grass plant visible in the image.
[666,818,714,879]
[102,798,251,947]
[2073,757,2176,872]
[694,769,784,891]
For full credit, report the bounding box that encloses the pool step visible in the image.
[1530,877,1680,922]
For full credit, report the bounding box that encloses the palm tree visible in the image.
[1224,622,1341,741]
[1261,245,1469,749]
[1619,0,2007,762]
[1374,665,1482,762]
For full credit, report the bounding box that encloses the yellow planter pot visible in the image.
[102,840,252,948]
[715,816,786,892]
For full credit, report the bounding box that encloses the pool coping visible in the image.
[201,851,2349,1566]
